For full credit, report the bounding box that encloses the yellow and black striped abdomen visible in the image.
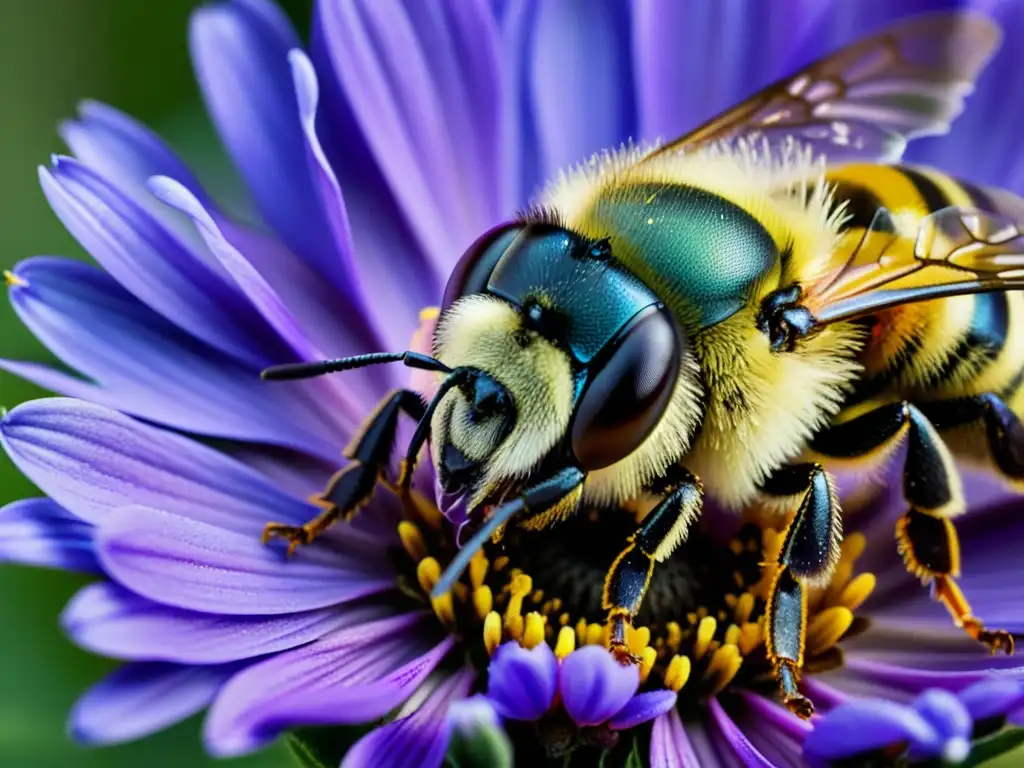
[825,163,1024,418]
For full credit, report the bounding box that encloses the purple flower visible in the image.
[804,677,1024,765]
[4,1,1024,767]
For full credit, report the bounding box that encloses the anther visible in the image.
[724,624,741,646]
[735,592,755,624]
[585,622,604,646]
[839,573,876,611]
[398,521,427,561]
[469,551,489,590]
[432,592,456,626]
[523,612,546,649]
[666,622,683,651]
[555,626,576,660]
[628,625,651,656]
[3,270,26,288]
[807,606,854,654]
[473,585,493,619]
[483,612,503,654]
[407,488,443,529]
[664,655,691,692]
[417,557,442,594]
[639,647,657,684]
[738,622,762,656]
[694,616,717,659]
[707,644,743,694]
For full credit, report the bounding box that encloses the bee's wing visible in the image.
[805,207,1024,325]
[644,12,1001,164]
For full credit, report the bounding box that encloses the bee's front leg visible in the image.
[263,389,426,554]
[603,467,703,664]
[760,463,842,720]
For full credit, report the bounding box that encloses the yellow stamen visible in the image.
[503,573,533,632]
[452,582,469,603]
[483,611,502,655]
[555,626,576,660]
[738,622,762,656]
[407,489,443,529]
[4,270,26,288]
[523,612,546,649]
[663,654,691,692]
[576,618,588,646]
[473,585,493,619]
[807,606,854,654]
[549,597,563,613]
[493,556,510,572]
[506,614,525,641]
[666,621,683,651]
[416,557,442,594]
[706,644,743,693]
[639,646,657,684]
[724,594,738,609]
[839,572,876,611]
[419,306,441,322]
[627,625,651,656]
[724,623,740,647]
[584,622,604,647]
[842,532,867,562]
[432,592,455,626]
[469,551,489,590]
[735,592,755,624]
[531,589,545,604]
[694,616,717,659]
[398,521,427,561]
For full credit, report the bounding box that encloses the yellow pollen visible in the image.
[839,572,876,611]
[531,589,545,604]
[416,557,442,594]
[738,622,762,656]
[706,644,743,694]
[483,611,502,655]
[666,621,683,651]
[639,646,657,684]
[663,655,691,692]
[555,626,577,660]
[432,592,456,626]
[523,612,546,649]
[585,622,605,647]
[576,618,588,646]
[419,306,441,321]
[3,270,26,288]
[398,521,427,561]
[549,598,563,613]
[724,623,741,647]
[694,616,717,659]
[735,592,755,624]
[627,625,651,656]
[559,612,570,626]
[807,606,854,654]
[473,585,493,619]
[469,551,489,590]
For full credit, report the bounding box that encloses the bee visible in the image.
[260,13,1024,718]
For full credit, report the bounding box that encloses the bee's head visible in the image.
[432,220,689,512]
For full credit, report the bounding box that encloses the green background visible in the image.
[0,1,309,765]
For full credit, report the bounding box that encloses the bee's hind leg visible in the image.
[603,467,703,664]
[263,389,426,555]
[814,399,1015,656]
[760,463,842,720]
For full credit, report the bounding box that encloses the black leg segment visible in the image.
[917,393,1024,480]
[603,466,703,663]
[263,389,426,554]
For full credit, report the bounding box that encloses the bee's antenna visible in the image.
[261,351,452,381]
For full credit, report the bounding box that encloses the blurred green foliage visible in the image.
[0,1,308,765]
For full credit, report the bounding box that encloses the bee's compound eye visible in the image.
[441,222,525,313]
[571,306,680,470]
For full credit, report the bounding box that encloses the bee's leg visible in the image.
[813,400,1014,655]
[760,463,841,720]
[602,467,703,664]
[262,389,426,555]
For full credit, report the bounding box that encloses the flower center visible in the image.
[393,489,876,708]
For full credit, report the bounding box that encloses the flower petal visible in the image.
[204,613,450,756]
[343,669,474,768]
[485,641,558,721]
[0,498,98,572]
[70,662,235,746]
[39,156,280,368]
[803,697,940,761]
[4,257,343,456]
[909,689,972,762]
[708,697,778,768]
[559,645,639,727]
[959,677,1024,723]
[649,708,702,768]
[607,689,677,731]
[189,0,348,283]
[316,0,503,269]
[96,506,393,615]
[0,398,314,532]
[62,581,384,664]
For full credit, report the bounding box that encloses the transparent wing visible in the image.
[806,207,1024,325]
[644,12,1001,164]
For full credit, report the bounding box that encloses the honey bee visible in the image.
[260,13,1023,718]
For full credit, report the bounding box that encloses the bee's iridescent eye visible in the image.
[441,223,524,313]
[571,305,680,470]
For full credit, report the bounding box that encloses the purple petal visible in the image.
[343,669,474,768]
[959,677,1024,723]
[559,645,639,727]
[39,156,281,368]
[4,257,344,456]
[909,689,972,762]
[803,697,940,761]
[62,581,384,664]
[70,662,235,745]
[96,506,393,615]
[204,613,450,756]
[607,689,676,731]
[486,641,558,721]
[0,398,316,533]
[708,698,777,768]
[189,0,348,283]
[511,0,636,186]
[315,0,503,270]
[649,708,702,768]
[0,498,98,573]
[449,694,502,735]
